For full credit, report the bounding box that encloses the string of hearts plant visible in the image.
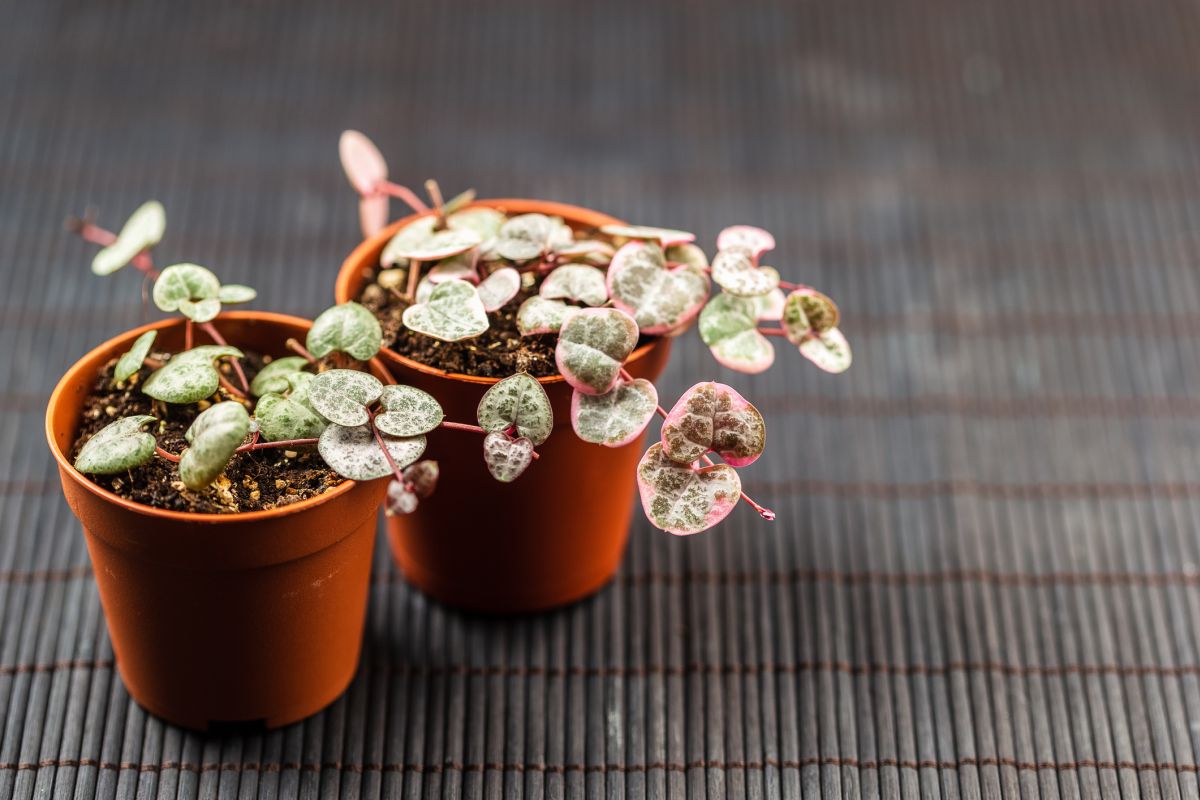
[338,131,855,534]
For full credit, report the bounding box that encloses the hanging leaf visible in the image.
[307,369,383,426]
[781,288,840,342]
[516,296,576,335]
[570,378,658,447]
[600,223,696,247]
[798,328,853,373]
[142,345,244,404]
[375,384,444,436]
[402,278,489,341]
[698,294,775,374]
[380,216,481,264]
[339,130,388,195]
[385,479,420,515]
[482,431,535,482]
[476,267,521,311]
[404,460,439,497]
[254,392,328,442]
[660,381,766,467]
[113,330,157,384]
[359,194,389,238]
[178,401,250,489]
[477,372,554,445]
[318,424,426,481]
[710,249,780,297]
[217,284,257,304]
[540,264,608,307]
[555,307,640,395]
[637,443,741,535]
[306,302,383,361]
[91,200,166,276]
[153,263,223,319]
[716,225,776,256]
[447,206,506,240]
[494,213,570,261]
[74,415,158,475]
[606,241,710,334]
[249,356,309,397]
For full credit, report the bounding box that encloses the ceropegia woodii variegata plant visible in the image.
[333,130,855,535]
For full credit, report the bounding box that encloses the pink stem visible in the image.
[155,446,180,463]
[375,181,430,214]
[777,280,805,292]
[405,259,421,300]
[758,326,788,337]
[439,420,540,459]
[69,219,158,276]
[366,409,407,482]
[184,320,193,350]
[424,179,446,227]
[285,338,320,366]
[199,321,250,394]
[156,437,320,464]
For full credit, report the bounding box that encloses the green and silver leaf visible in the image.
[555,307,640,395]
[516,296,575,335]
[113,330,157,384]
[152,263,222,318]
[540,264,608,307]
[375,384,444,437]
[179,402,250,489]
[250,356,309,397]
[141,345,244,404]
[482,432,534,483]
[401,278,489,341]
[476,372,553,445]
[570,378,658,447]
[73,415,158,475]
[381,216,481,264]
[91,201,165,276]
[306,302,383,361]
[254,392,328,442]
[307,369,383,427]
[698,293,775,374]
[318,424,426,481]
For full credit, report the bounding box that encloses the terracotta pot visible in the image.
[336,200,672,613]
[46,312,390,730]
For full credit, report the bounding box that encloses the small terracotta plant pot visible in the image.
[337,200,672,613]
[46,311,391,730]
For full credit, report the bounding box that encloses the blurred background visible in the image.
[4,1,1200,798]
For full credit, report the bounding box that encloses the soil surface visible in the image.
[71,352,343,514]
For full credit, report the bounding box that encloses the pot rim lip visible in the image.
[45,310,382,524]
[336,197,664,388]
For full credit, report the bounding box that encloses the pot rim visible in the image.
[46,310,388,524]
[335,197,662,388]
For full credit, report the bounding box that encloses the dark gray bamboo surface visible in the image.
[3,0,1200,797]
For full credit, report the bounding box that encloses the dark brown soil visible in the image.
[71,352,343,514]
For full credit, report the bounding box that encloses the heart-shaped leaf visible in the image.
[177,298,222,323]
[540,264,608,307]
[306,302,383,361]
[375,384,443,436]
[415,275,436,303]
[217,284,257,304]
[698,294,775,374]
[179,401,250,489]
[386,479,419,515]
[250,356,309,397]
[359,194,389,238]
[660,381,766,467]
[404,460,439,497]
[142,345,244,404]
[571,378,658,447]
[476,267,521,311]
[600,223,695,247]
[710,249,780,297]
[447,207,506,240]
[153,263,222,318]
[482,432,534,482]
[428,256,479,284]
[113,330,157,383]
[798,328,853,373]
[755,288,786,322]
[716,225,776,256]
[318,424,426,481]
[91,201,166,276]
[555,307,640,395]
[637,442,741,535]
[74,415,158,475]
[477,372,553,445]
[381,216,481,264]
[606,241,710,334]
[402,278,489,341]
[307,369,383,426]
[781,288,841,342]
[664,242,709,270]
[339,130,388,195]
[494,213,571,261]
[555,239,615,265]
[516,296,576,335]
[254,392,328,442]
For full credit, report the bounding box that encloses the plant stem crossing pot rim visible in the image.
[335,197,658,387]
[46,310,387,525]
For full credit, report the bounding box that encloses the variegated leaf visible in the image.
[600,223,695,247]
[477,372,553,445]
[516,296,575,335]
[404,460,439,497]
[570,378,658,447]
[606,241,710,334]
[555,307,640,395]
[428,256,479,284]
[217,284,256,304]
[660,381,766,467]
[477,266,521,311]
[375,385,443,436]
[482,431,534,482]
[447,207,506,240]
[754,288,786,322]
[540,263,608,307]
[74,415,158,475]
[385,479,419,515]
[402,278,489,341]
[798,328,852,373]
[91,200,166,276]
[307,369,383,427]
[152,263,222,317]
[698,294,775,374]
[381,216,481,264]
[555,239,615,264]
[494,213,567,261]
[339,130,388,195]
[141,345,244,404]
[250,356,309,397]
[306,302,383,361]
[637,442,741,535]
[716,225,776,256]
[179,402,250,489]
[710,249,780,297]
[254,392,328,442]
[113,330,157,383]
[664,242,709,270]
[781,288,841,342]
[318,424,426,481]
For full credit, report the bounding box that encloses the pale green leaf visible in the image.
[91,201,165,276]
[152,263,221,313]
[540,264,608,306]
[254,393,328,442]
[217,284,257,304]
[306,302,383,361]
[250,356,309,397]
[307,369,383,426]
[179,402,250,489]
[113,330,157,383]
[74,415,157,475]
[570,378,658,447]
[555,308,640,395]
[141,345,244,404]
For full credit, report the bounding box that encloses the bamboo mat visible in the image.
[3,0,1200,797]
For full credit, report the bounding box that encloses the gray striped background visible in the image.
[3,0,1200,797]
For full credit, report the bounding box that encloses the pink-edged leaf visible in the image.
[637,442,741,535]
[606,241,710,334]
[710,249,780,297]
[716,225,776,256]
[555,239,615,264]
[381,216,481,264]
[601,223,696,247]
[661,381,766,467]
[755,288,786,321]
[482,431,534,482]
[477,266,521,311]
[555,307,640,395]
[428,256,479,284]
[339,130,388,195]
[516,296,577,335]
[402,278,489,341]
[798,327,852,373]
[570,378,658,448]
[698,293,775,374]
[403,459,439,497]
[782,288,841,343]
[386,479,419,515]
[359,194,389,238]
[540,263,608,307]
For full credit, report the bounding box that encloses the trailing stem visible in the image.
[155,436,320,465]
[374,181,429,214]
[199,321,250,394]
[285,338,320,366]
[439,420,540,459]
